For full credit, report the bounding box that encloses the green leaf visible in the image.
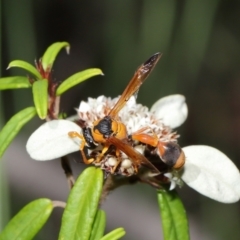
[157,190,190,240]
[56,68,103,96]
[0,198,53,240]
[7,60,42,79]
[59,167,103,240]
[0,76,31,90]
[89,210,106,240]
[0,107,36,158]
[41,42,70,71]
[32,79,48,119]
[100,228,126,240]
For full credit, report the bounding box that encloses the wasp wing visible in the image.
[107,136,160,174]
[108,52,162,118]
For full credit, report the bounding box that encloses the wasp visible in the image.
[130,127,185,171]
[69,53,185,175]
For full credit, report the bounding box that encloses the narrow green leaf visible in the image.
[0,76,31,90]
[7,60,41,79]
[56,68,103,96]
[0,107,36,158]
[32,79,48,119]
[89,210,106,240]
[0,198,53,240]
[59,167,103,240]
[41,42,70,71]
[157,190,190,240]
[100,228,126,240]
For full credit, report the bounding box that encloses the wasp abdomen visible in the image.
[158,142,185,170]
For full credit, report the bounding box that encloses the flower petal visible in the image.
[79,100,91,112]
[181,145,240,203]
[150,94,188,128]
[26,120,82,160]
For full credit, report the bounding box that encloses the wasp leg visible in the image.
[132,163,139,174]
[94,145,110,163]
[110,160,121,174]
[131,127,159,147]
[94,146,123,174]
[68,131,94,164]
[61,156,75,189]
[110,149,122,174]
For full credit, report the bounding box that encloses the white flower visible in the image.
[151,95,188,129]
[181,145,240,203]
[27,94,186,161]
[26,120,82,160]
[164,172,184,190]
[26,94,240,203]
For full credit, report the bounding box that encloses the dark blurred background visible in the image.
[1,0,240,239]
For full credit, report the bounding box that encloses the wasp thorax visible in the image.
[111,120,127,139]
[92,115,128,143]
[92,116,113,142]
[94,116,112,136]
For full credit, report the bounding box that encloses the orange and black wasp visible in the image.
[69,53,185,175]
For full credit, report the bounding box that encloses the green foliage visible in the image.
[41,42,70,71]
[0,167,126,239]
[7,60,42,79]
[158,189,190,240]
[0,42,103,157]
[89,210,106,240]
[0,107,36,157]
[56,68,103,96]
[59,167,103,240]
[32,79,48,119]
[0,199,53,240]
[0,76,31,90]
[100,228,126,240]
